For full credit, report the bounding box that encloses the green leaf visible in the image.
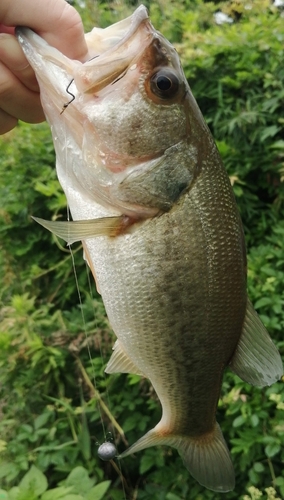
[254,297,273,309]
[166,494,183,500]
[139,453,156,474]
[233,415,245,428]
[63,467,95,495]
[250,415,259,427]
[0,490,8,500]
[270,139,284,149]
[260,125,280,142]
[265,443,281,457]
[85,481,111,500]
[128,374,141,385]
[253,462,265,473]
[78,417,91,461]
[41,486,75,500]
[19,466,48,496]
[6,487,20,500]
[53,496,84,500]
[34,412,51,430]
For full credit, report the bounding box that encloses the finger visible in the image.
[0,61,45,123]
[0,33,39,91]
[0,107,18,135]
[0,24,15,35]
[1,0,88,61]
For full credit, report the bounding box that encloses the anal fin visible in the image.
[105,340,144,376]
[229,299,283,387]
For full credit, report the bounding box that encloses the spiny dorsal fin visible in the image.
[32,215,126,244]
[229,299,283,387]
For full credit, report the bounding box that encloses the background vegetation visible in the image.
[0,0,284,499]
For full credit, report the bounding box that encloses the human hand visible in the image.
[0,0,88,134]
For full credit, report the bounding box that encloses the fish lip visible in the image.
[72,7,156,93]
[15,6,158,97]
[86,4,150,56]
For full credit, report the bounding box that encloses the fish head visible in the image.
[77,10,188,160]
[17,6,208,218]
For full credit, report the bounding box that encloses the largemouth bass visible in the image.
[17,6,282,492]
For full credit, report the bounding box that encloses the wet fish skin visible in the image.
[17,5,283,492]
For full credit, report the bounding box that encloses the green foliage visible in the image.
[177,0,284,246]
[0,0,284,499]
[0,465,110,500]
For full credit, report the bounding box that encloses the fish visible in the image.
[17,5,283,492]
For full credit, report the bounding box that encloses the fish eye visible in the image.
[150,69,180,99]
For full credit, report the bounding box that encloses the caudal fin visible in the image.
[119,423,235,492]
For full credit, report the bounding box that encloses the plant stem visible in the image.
[267,457,276,489]
[75,355,128,445]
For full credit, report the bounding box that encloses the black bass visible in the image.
[17,6,282,492]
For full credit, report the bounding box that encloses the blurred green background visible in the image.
[0,1,284,499]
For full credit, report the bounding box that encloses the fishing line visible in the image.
[61,114,129,498]
[69,219,129,499]
[85,264,129,498]
[61,118,106,439]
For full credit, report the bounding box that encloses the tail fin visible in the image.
[119,423,235,492]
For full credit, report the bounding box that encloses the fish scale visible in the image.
[17,4,283,492]
[82,159,246,438]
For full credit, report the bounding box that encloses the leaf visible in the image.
[56,497,84,500]
[0,490,8,500]
[19,466,48,496]
[34,412,51,430]
[78,416,91,461]
[265,443,281,458]
[253,462,265,473]
[254,297,273,309]
[250,415,259,427]
[6,487,20,500]
[85,481,111,500]
[270,140,284,149]
[260,125,280,142]
[139,453,156,474]
[41,486,75,500]
[233,415,245,428]
[166,494,183,500]
[52,496,84,500]
[63,467,95,495]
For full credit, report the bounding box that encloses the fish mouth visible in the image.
[73,5,155,94]
[16,6,188,218]
[16,5,155,95]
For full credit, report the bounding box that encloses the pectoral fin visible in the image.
[105,340,144,376]
[32,216,126,244]
[229,299,283,387]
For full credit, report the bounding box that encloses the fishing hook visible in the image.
[60,55,99,114]
[60,79,75,114]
